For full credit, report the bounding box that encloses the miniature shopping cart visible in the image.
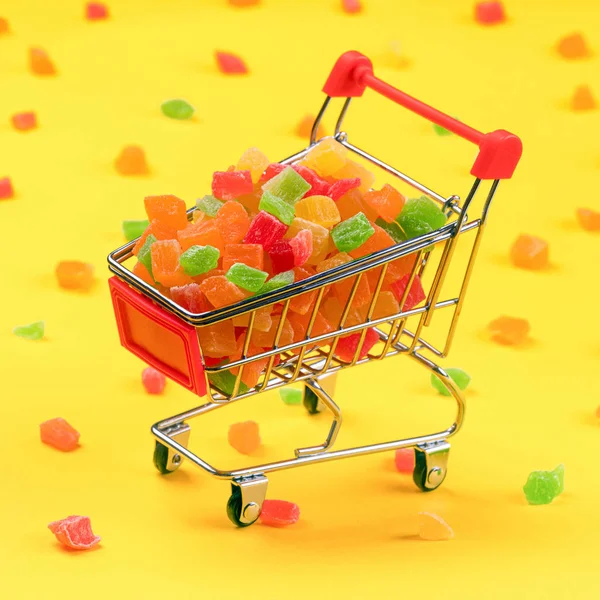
[108,51,522,527]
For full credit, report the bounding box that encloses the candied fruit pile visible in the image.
[127,141,448,390]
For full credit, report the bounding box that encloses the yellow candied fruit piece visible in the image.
[334,159,376,193]
[295,195,341,229]
[236,147,270,184]
[285,217,330,264]
[301,137,348,177]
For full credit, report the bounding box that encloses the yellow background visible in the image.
[1,0,599,598]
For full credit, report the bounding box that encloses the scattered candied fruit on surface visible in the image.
[86,2,109,20]
[474,1,505,25]
[431,368,471,396]
[55,261,95,291]
[29,47,56,75]
[280,388,302,405]
[11,111,37,131]
[142,367,166,394]
[576,207,600,231]
[557,33,590,60]
[260,499,300,527]
[48,516,101,550]
[0,17,10,34]
[341,0,361,14]
[523,465,564,505]
[417,512,454,541]
[296,114,327,140]
[488,316,530,345]
[13,321,45,340]
[40,418,80,451]
[394,448,415,474]
[115,145,149,175]
[161,98,195,120]
[0,176,15,199]
[571,85,596,111]
[122,219,149,241]
[228,420,261,455]
[228,0,260,5]
[215,51,248,74]
[509,234,549,270]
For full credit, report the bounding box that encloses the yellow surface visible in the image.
[1,0,599,598]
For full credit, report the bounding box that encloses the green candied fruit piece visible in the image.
[226,262,268,293]
[257,270,294,295]
[280,388,302,405]
[259,191,295,226]
[196,195,224,217]
[137,234,157,275]
[331,212,375,253]
[179,244,220,276]
[122,219,149,241]
[431,367,471,396]
[397,196,447,240]
[523,469,563,505]
[433,123,452,136]
[375,217,406,244]
[208,370,249,396]
[552,464,565,495]
[13,320,45,341]
[161,98,195,120]
[261,166,310,204]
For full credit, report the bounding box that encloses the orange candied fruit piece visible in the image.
[144,194,188,231]
[237,191,261,215]
[488,315,530,345]
[571,85,596,111]
[288,266,318,315]
[177,219,225,253]
[228,421,261,455]
[0,17,10,34]
[509,234,549,270]
[336,188,378,222]
[360,290,400,320]
[233,304,272,331]
[200,275,248,308]
[295,114,327,141]
[151,240,192,287]
[197,319,237,358]
[115,145,149,175]
[366,253,418,291]
[349,223,395,259]
[557,33,590,60]
[363,184,406,223]
[132,260,154,286]
[576,207,600,231]
[230,336,269,388]
[295,195,341,229]
[29,47,56,75]
[288,308,334,343]
[301,138,348,177]
[223,243,264,272]
[132,219,178,255]
[317,252,371,309]
[252,315,294,348]
[216,200,251,244]
[322,295,362,327]
[285,218,329,264]
[236,147,269,184]
[334,159,375,193]
[55,261,95,291]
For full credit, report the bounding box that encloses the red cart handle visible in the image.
[323,51,522,180]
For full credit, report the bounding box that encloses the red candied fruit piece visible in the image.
[289,229,313,266]
[48,515,101,550]
[40,417,80,451]
[86,2,109,20]
[390,274,426,310]
[268,240,295,274]
[293,165,330,197]
[215,51,248,74]
[170,283,211,312]
[335,327,379,362]
[244,211,288,251]
[342,0,362,14]
[141,367,166,394]
[474,2,505,25]
[11,112,37,131]
[328,177,361,201]
[0,176,15,199]
[394,448,415,474]
[212,170,253,201]
[259,499,300,527]
[258,163,286,184]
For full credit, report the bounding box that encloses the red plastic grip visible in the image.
[109,277,206,397]
[323,51,522,180]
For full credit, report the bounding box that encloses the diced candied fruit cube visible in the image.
[212,170,253,200]
[296,114,327,140]
[322,296,362,327]
[13,321,45,340]
[557,33,590,60]
[161,98,194,120]
[509,234,549,270]
[142,367,166,394]
[40,417,80,451]
[228,421,261,454]
[488,316,530,345]
[259,191,295,225]
[302,138,348,177]
[262,166,311,204]
[115,145,148,175]
[288,266,318,315]
[137,234,157,275]
[226,262,268,292]
[333,159,375,193]
[48,515,101,550]
[335,328,379,362]
[132,261,154,286]
[363,184,406,223]
[375,217,406,243]
[523,466,564,505]
[349,223,395,259]
[179,245,220,276]
[178,220,225,253]
[215,200,251,244]
[268,240,295,274]
[252,315,294,348]
[285,218,329,264]
[144,194,188,231]
[133,219,177,255]
[197,319,238,357]
[331,212,375,253]
[0,17,10,34]
[259,499,300,527]
[29,47,56,75]
[200,275,248,308]
[222,243,264,271]
[237,147,270,184]
[336,188,378,222]
[233,304,273,331]
[170,283,211,313]
[258,270,295,295]
[11,111,37,131]
[474,2,506,25]
[397,196,447,240]
[280,388,302,405]
[293,165,331,197]
[86,2,109,20]
[328,177,361,201]
[571,85,596,111]
[431,368,471,396]
[230,337,269,388]
[342,0,362,14]
[0,176,15,199]
[55,261,95,291]
[215,51,248,74]
[390,274,426,310]
[295,195,341,229]
[317,252,370,308]
[244,211,288,251]
[289,229,313,266]
[122,219,149,241]
[151,240,192,287]
[196,195,223,217]
[394,448,415,474]
[576,207,600,231]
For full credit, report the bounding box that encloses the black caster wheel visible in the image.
[226,485,260,528]
[153,440,182,475]
[412,446,448,492]
[303,386,322,415]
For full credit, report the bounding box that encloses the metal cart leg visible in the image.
[413,441,450,492]
[302,372,338,414]
[153,422,191,474]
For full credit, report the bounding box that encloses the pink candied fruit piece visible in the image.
[212,170,253,201]
[40,417,80,452]
[48,515,101,550]
[170,283,211,313]
[0,177,15,199]
[390,274,426,310]
[142,367,166,394]
[335,327,379,362]
[259,499,300,527]
[244,211,288,251]
[268,240,295,274]
[293,164,330,197]
[258,163,286,184]
[342,0,362,14]
[11,112,37,131]
[394,448,415,474]
[215,51,248,74]
[86,2,109,20]
[328,177,361,201]
[289,229,313,266]
[474,2,505,25]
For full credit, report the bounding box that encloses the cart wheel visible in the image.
[412,442,450,492]
[226,486,260,528]
[153,441,184,475]
[303,386,322,415]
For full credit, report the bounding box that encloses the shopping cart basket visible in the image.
[108,51,522,527]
